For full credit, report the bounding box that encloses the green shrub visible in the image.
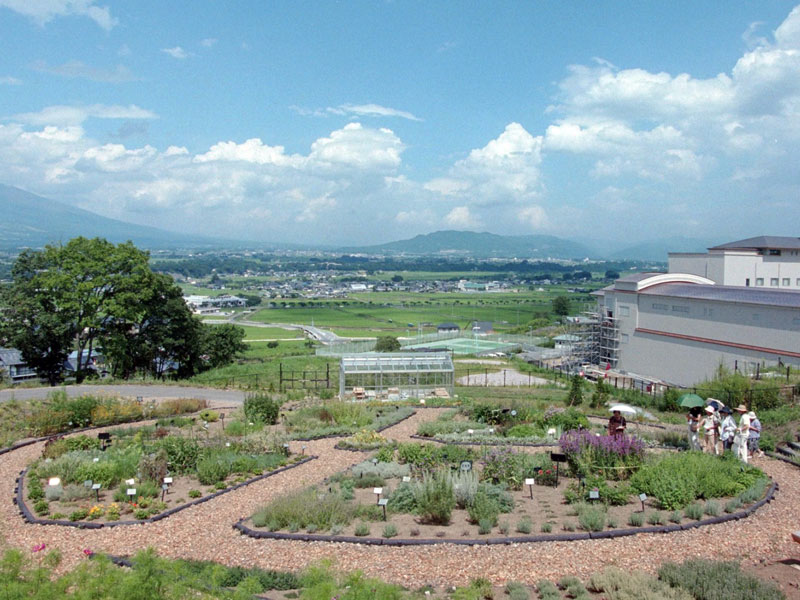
[33,499,49,515]
[659,559,785,600]
[631,452,766,510]
[606,515,618,528]
[577,505,606,532]
[516,516,532,534]
[197,457,230,485]
[647,511,664,525]
[627,512,644,527]
[198,409,219,422]
[354,522,370,536]
[669,510,682,523]
[243,393,281,425]
[188,489,201,499]
[589,567,692,599]
[157,436,199,473]
[412,470,455,525]
[724,498,742,513]
[505,581,530,600]
[449,470,479,509]
[684,503,704,520]
[69,508,89,521]
[253,487,355,531]
[387,482,416,513]
[351,473,385,489]
[382,523,397,538]
[45,484,63,501]
[467,490,499,526]
[704,500,720,516]
[536,580,561,600]
[559,575,589,599]
[541,522,552,533]
[564,476,630,506]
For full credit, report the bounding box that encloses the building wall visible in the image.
[606,289,800,386]
[669,250,800,289]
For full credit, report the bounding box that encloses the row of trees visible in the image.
[0,237,246,385]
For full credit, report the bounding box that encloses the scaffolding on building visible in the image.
[598,314,620,369]
[339,352,454,401]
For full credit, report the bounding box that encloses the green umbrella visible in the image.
[678,393,705,408]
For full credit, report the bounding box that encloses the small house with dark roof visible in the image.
[437,322,460,333]
[0,348,38,384]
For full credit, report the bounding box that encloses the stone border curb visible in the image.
[232,480,777,546]
[15,456,318,529]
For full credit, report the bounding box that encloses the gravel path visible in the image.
[0,384,246,404]
[1,408,797,589]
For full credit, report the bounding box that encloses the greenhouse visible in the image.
[339,352,454,401]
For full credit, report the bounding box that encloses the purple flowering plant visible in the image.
[559,429,645,480]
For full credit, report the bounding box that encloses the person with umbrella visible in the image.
[608,408,627,438]
[687,407,702,451]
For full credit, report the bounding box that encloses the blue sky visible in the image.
[1,1,799,246]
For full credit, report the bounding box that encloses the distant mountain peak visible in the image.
[342,230,595,259]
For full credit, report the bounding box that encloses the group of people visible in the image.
[688,402,762,463]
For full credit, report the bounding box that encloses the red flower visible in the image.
[83,548,93,557]
[546,469,552,474]
[32,543,45,553]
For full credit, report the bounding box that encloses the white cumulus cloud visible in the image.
[0,0,117,30]
[162,46,191,59]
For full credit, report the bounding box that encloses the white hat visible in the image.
[704,406,715,414]
[747,411,756,419]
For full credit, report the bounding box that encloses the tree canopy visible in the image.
[375,335,401,352]
[0,237,245,383]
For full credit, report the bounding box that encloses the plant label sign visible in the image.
[125,478,135,486]
[164,477,173,484]
[48,477,60,487]
[84,480,93,488]
[377,499,388,506]
[460,461,473,472]
[91,483,101,490]
[589,490,600,500]
[550,453,567,463]
[639,493,647,502]
[373,487,383,495]
[402,476,411,483]
[524,478,535,486]
[127,488,137,497]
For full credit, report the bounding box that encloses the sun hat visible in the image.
[747,411,756,419]
[720,406,732,414]
[735,404,747,412]
[704,406,715,413]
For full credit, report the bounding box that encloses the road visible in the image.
[0,384,246,404]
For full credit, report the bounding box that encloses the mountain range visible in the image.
[0,184,713,260]
[0,184,232,250]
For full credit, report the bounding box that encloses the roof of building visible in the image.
[614,272,666,282]
[437,322,460,329]
[340,352,454,374]
[640,283,800,308]
[709,236,800,251]
[0,348,25,366]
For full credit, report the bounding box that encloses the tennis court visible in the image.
[404,337,517,355]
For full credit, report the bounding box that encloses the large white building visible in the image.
[596,254,800,386]
[668,236,800,289]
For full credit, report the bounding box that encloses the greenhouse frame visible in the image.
[339,352,454,401]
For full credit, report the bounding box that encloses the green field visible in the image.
[247,288,596,336]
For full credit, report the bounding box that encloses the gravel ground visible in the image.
[457,368,552,387]
[1,407,798,589]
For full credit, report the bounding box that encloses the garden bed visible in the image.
[241,440,773,545]
[16,412,305,525]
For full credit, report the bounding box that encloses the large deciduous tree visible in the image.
[1,237,212,382]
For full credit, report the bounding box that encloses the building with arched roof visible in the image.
[594,272,800,386]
